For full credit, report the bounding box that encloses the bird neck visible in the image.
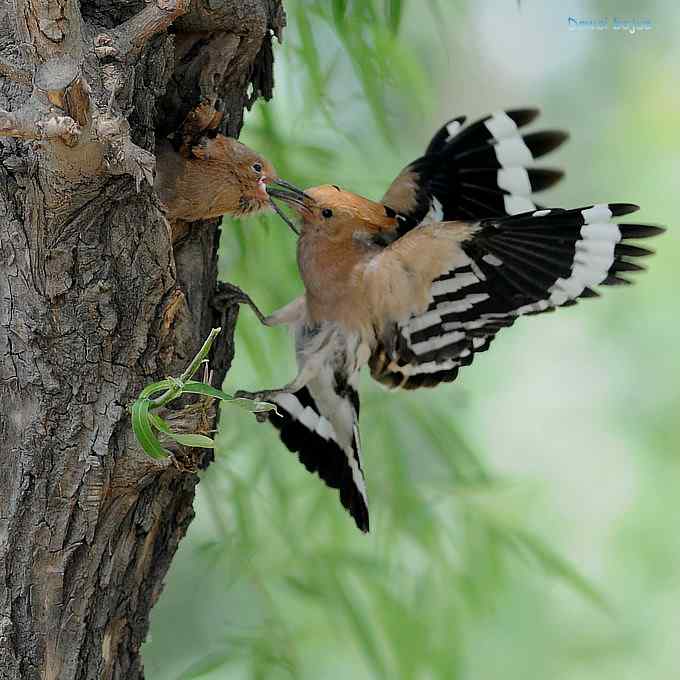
[298,230,375,336]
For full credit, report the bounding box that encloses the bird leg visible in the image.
[234,373,311,422]
[234,343,320,405]
[215,285,312,419]
[235,379,303,404]
[214,284,308,329]
[213,282,272,326]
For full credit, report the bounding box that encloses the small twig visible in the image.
[36,114,81,146]
[0,107,80,146]
[0,108,38,140]
[151,328,222,409]
[178,328,221,384]
[94,0,191,63]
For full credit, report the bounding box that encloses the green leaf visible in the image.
[510,529,612,613]
[147,412,173,434]
[332,0,348,29]
[131,397,169,459]
[178,328,222,384]
[295,7,325,103]
[138,379,174,401]
[182,381,235,401]
[385,0,403,34]
[330,571,390,679]
[168,433,216,449]
[336,27,395,145]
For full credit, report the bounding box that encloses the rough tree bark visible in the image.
[0,1,285,677]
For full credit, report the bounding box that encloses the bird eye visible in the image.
[252,163,263,173]
[322,208,333,219]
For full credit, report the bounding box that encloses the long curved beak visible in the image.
[266,179,309,205]
[266,179,313,235]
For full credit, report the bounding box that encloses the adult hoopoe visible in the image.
[220,109,664,533]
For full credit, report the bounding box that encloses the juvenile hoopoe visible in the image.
[220,109,664,533]
[154,102,304,229]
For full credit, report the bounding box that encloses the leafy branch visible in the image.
[130,328,275,459]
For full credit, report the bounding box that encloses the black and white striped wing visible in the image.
[267,371,369,532]
[371,204,664,390]
[382,109,567,230]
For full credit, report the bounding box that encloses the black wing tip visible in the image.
[620,223,666,238]
[529,167,565,192]
[606,204,666,237]
[609,202,640,216]
[505,107,540,127]
[341,484,370,532]
[354,508,370,533]
[612,260,647,273]
[579,287,601,298]
[523,130,570,157]
[615,243,656,257]
[602,274,634,286]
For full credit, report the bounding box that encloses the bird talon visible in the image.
[234,390,272,422]
[234,389,274,402]
[213,282,248,309]
[233,389,257,401]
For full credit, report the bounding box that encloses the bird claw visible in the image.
[213,283,269,326]
[234,388,274,403]
[213,282,250,309]
[234,389,272,422]
[234,388,256,400]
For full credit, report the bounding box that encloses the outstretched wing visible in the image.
[382,109,567,229]
[370,204,664,390]
[266,366,369,532]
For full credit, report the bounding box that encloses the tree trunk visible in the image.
[0,1,284,677]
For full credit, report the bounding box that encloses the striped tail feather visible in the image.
[267,385,369,533]
[369,203,664,391]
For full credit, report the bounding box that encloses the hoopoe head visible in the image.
[268,184,397,242]
[187,136,305,223]
[208,136,276,214]
[267,184,404,334]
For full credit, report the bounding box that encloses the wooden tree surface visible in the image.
[0,1,284,677]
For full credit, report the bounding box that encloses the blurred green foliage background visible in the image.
[144,1,680,677]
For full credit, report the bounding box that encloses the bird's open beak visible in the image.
[266,179,309,205]
[266,179,313,235]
